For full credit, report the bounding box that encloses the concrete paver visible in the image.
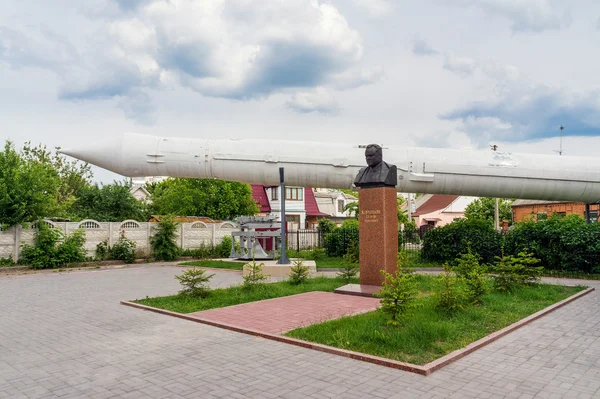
[188,291,380,334]
[0,266,599,398]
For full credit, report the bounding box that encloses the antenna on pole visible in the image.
[554,125,564,156]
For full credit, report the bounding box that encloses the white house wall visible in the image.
[443,196,478,213]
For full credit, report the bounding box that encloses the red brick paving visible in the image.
[188,291,381,334]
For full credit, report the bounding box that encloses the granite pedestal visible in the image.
[336,187,398,297]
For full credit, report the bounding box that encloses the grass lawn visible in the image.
[179,259,246,270]
[286,275,585,365]
[135,276,358,314]
[313,256,346,269]
[312,254,442,269]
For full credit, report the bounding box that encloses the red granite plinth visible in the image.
[358,187,398,286]
[334,284,381,297]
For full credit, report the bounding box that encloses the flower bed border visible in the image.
[121,287,594,375]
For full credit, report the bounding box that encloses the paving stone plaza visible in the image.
[1,265,599,399]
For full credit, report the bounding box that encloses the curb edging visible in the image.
[121,286,594,376]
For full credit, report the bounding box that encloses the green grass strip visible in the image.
[286,276,585,365]
[135,276,357,314]
[179,260,246,270]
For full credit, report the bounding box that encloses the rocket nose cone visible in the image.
[59,135,126,175]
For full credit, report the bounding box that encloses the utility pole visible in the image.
[554,125,564,156]
[490,144,500,231]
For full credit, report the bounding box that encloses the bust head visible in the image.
[365,144,383,167]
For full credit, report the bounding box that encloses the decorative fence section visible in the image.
[0,219,239,261]
[286,230,323,251]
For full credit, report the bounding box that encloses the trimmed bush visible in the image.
[504,214,600,273]
[421,218,502,264]
[324,219,359,257]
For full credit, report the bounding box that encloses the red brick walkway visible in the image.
[188,292,380,334]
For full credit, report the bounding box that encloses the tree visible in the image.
[21,142,92,217]
[342,201,359,219]
[150,178,258,220]
[464,198,513,226]
[70,181,150,221]
[397,196,408,224]
[0,141,62,227]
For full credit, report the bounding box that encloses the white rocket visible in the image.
[60,132,600,202]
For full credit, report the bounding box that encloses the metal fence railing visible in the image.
[286,230,323,251]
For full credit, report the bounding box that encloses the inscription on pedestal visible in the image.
[361,209,381,223]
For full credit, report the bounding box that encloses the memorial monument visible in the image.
[353,144,398,287]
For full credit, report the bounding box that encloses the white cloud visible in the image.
[443,0,571,33]
[73,0,367,100]
[443,52,477,77]
[411,36,438,56]
[4,0,378,122]
[0,26,76,71]
[442,81,600,144]
[351,0,393,16]
[286,87,338,114]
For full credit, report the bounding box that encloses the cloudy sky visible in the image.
[2,0,600,183]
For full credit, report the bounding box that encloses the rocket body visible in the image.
[60,132,600,203]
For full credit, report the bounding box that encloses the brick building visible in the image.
[511,200,600,222]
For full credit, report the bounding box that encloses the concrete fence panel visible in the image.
[1,220,239,261]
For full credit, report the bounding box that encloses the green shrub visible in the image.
[492,249,544,292]
[0,256,14,266]
[337,262,359,283]
[214,236,233,258]
[19,223,87,269]
[324,220,358,257]
[337,243,359,282]
[288,260,310,285]
[110,232,136,264]
[295,248,326,260]
[421,218,503,264]
[505,214,600,273]
[180,245,216,259]
[436,267,465,314]
[453,252,488,305]
[376,267,418,326]
[95,240,108,260]
[243,259,269,288]
[175,268,214,297]
[150,217,179,261]
[318,218,337,236]
[400,221,420,248]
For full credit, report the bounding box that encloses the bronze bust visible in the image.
[354,144,397,188]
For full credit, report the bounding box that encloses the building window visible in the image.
[338,200,344,213]
[589,210,598,222]
[285,187,303,201]
[537,212,547,221]
[286,215,300,225]
[271,187,278,200]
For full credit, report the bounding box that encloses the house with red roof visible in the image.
[404,194,478,233]
[250,185,327,230]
